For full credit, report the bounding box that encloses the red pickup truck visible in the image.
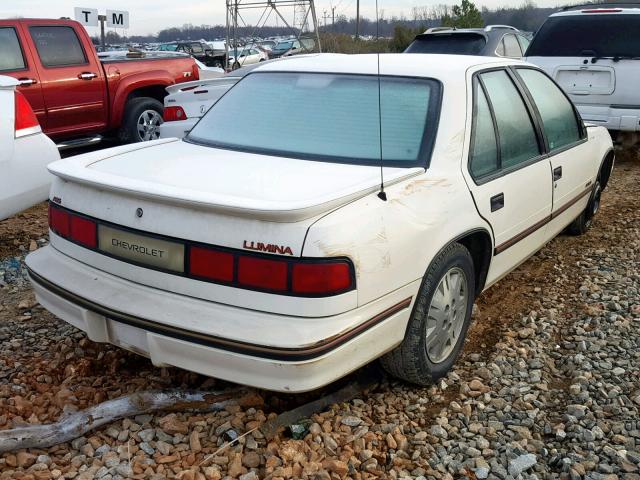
[0,18,199,147]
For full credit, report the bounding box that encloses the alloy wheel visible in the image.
[425,266,468,364]
[136,110,163,141]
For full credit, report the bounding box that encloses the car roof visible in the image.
[552,4,640,16]
[251,53,525,79]
[420,25,520,35]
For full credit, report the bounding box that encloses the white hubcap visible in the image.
[425,267,468,364]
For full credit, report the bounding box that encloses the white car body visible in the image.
[193,59,225,80]
[229,47,267,67]
[26,55,613,392]
[159,77,240,139]
[526,7,640,132]
[0,76,58,221]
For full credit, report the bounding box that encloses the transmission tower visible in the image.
[226,0,321,70]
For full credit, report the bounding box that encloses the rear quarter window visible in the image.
[29,26,87,67]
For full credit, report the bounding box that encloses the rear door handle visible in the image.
[490,193,504,212]
[78,72,98,80]
[553,166,563,181]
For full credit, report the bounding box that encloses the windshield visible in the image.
[275,41,293,50]
[188,72,440,166]
[405,33,487,55]
[159,44,177,51]
[527,14,640,57]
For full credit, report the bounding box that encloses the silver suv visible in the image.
[525,4,640,134]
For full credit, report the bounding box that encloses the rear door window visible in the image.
[29,26,87,67]
[0,28,26,71]
[470,83,499,178]
[517,68,582,150]
[405,33,487,55]
[526,14,640,57]
[480,70,540,169]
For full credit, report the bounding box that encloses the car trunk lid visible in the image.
[49,138,421,223]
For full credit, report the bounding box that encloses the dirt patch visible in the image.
[0,203,48,259]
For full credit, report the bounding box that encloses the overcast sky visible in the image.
[1,0,562,35]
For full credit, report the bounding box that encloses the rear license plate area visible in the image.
[98,225,185,272]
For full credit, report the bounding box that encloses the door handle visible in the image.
[490,193,504,212]
[78,72,98,80]
[17,78,37,86]
[553,166,563,181]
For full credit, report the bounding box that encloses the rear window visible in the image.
[188,72,441,166]
[0,28,26,71]
[527,14,640,57]
[29,26,87,67]
[405,33,487,55]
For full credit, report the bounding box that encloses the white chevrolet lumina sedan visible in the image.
[26,54,613,392]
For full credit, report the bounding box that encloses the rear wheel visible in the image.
[569,180,601,236]
[118,97,164,144]
[381,243,475,385]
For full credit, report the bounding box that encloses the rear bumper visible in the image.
[576,104,640,132]
[159,118,198,139]
[25,246,416,392]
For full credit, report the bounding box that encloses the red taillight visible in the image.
[49,204,97,248]
[292,262,353,295]
[187,245,355,296]
[49,204,70,237]
[189,246,234,283]
[237,256,288,292]
[163,106,187,122]
[50,204,356,297]
[70,215,97,248]
[14,91,39,137]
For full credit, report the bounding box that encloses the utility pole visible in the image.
[355,0,359,39]
[332,6,335,30]
[99,14,106,49]
[323,10,328,28]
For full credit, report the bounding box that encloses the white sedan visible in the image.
[26,54,613,392]
[0,76,58,221]
[229,47,267,68]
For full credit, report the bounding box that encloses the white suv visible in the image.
[526,5,640,134]
[26,55,613,392]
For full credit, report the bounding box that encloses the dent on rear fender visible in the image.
[313,224,391,276]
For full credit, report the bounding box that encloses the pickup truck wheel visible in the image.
[381,243,475,386]
[119,97,164,143]
[568,180,601,236]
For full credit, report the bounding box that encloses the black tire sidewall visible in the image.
[402,244,476,382]
[119,97,164,144]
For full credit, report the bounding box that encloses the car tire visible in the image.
[118,97,164,144]
[380,242,475,386]
[568,180,601,236]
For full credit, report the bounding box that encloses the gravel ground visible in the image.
[0,149,638,480]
